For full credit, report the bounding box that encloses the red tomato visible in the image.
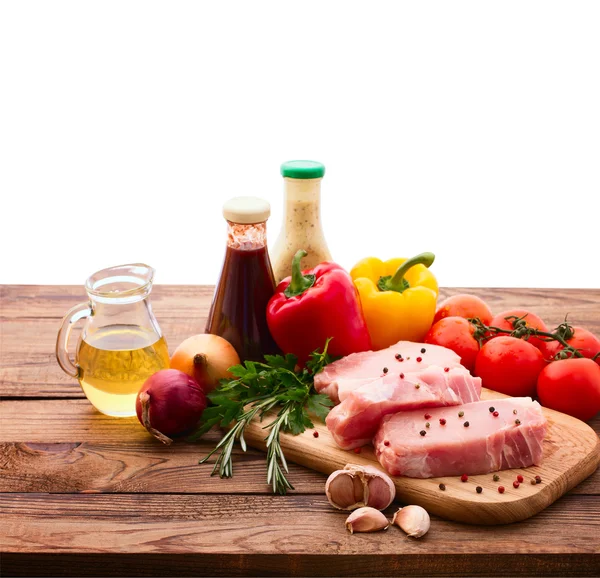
[474,336,545,397]
[539,326,600,365]
[537,358,600,422]
[489,309,548,352]
[424,317,480,372]
[434,294,493,325]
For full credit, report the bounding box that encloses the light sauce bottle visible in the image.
[271,160,332,284]
[205,196,279,362]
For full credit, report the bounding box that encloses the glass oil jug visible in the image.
[56,264,170,417]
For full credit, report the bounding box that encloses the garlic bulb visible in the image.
[392,505,430,538]
[325,464,396,511]
[345,507,390,534]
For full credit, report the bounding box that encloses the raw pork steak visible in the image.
[326,366,482,449]
[374,397,547,478]
[314,341,462,403]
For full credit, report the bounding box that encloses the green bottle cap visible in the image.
[280,160,325,179]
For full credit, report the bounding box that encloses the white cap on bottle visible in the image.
[222,196,271,224]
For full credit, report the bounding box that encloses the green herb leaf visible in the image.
[196,340,335,494]
[306,393,334,422]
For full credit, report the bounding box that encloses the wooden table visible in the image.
[1,285,599,577]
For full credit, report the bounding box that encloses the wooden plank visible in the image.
[2,287,599,399]
[2,285,599,329]
[0,440,325,495]
[2,494,599,566]
[2,494,599,578]
[1,399,598,497]
[3,553,598,578]
[0,285,216,320]
[0,318,206,398]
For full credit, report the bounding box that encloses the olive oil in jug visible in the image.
[56,264,170,417]
[77,325,170,416]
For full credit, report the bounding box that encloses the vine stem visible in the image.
[469,316,585,359]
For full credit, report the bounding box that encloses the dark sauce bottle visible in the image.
[205,197,279,361]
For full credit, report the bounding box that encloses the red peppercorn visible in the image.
[513,481,520,489]
[444,367,450,372]
[517,474,524,483]
[461,474,468,482]
[535,475,542,484]
[439,418,447,425]
[353,447,361,454]
[384,440,390,446]
[400,373,405,379]
[493,411,499,417]
[416,356,422,362]
[313,431,319,438]
[424,413,432,420]
[498,486,505,494]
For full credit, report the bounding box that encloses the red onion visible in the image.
[136,369,207,445]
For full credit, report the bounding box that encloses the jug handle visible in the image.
[55,302,92,378]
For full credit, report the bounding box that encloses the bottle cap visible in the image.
[222,196,271,224]
[280,160,325,179]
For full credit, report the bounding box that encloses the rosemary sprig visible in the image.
[195,340,335,494]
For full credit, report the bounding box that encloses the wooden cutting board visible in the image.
[242,388,600,525]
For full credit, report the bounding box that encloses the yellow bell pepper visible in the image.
[350,252,439,350]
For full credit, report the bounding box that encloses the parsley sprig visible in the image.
[192,340,335,494]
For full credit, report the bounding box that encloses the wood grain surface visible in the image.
[1,285,599,577]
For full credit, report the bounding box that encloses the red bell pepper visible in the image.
[266,250,372,364]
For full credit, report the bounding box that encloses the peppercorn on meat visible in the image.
[314,341,462,404]
[374,398,547,478]
[326,366,482,450]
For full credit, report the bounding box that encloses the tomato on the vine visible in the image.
[474,336,545,397]
[424,316,480,372]
[537,358,600,421]
[488,309,548,352]
[539,326,600,365]
[433,294,493,325]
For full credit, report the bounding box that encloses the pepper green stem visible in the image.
[284,250,316,298]
[377,252,435,293]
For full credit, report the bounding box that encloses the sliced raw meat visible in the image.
[374,397,547,478]
[326,366,482,449]
[315,341,462,404]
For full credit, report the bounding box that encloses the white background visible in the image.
[1,1,599,288]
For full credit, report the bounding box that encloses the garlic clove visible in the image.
[365,471,395,510]
[326,471,359,509]
[392,505,430,538]
[326,464,396,511]
[345,507,390,534]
